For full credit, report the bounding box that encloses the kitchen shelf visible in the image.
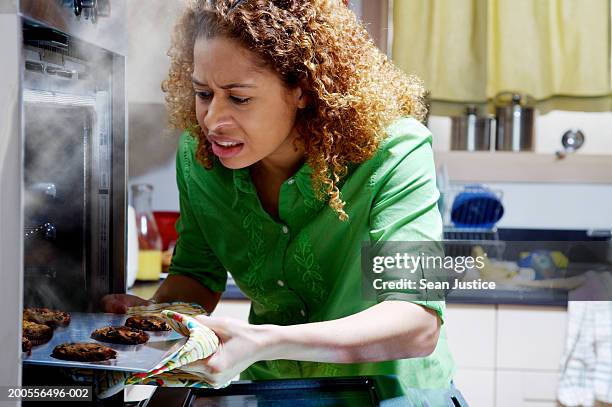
[434,151,612,184]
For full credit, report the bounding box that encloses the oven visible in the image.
[22,18,127,312]
[139,376,409,407]
[19,1,128,311]
[0,0,127,393]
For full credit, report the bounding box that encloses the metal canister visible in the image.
[494,92,535,152]
[451,106,495,151]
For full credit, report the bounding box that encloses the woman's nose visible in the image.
[202,96,230,131]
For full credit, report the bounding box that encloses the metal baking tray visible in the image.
[22,312,187,372]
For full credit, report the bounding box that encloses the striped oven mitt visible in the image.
[97,309,230,398]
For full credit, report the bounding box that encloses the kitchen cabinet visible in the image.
[496,305,567,370]
[445,304,567,407]
[446,304,496,369]
[496,370,559,407]
[453,368,496,407]
[445,304,497,407]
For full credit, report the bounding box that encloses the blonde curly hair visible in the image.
[162,0,428,221]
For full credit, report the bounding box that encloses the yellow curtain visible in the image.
[393,0,488,103]
[392,0,611,111]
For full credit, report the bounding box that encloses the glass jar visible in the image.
[131,184,162,281]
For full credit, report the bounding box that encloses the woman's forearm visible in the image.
[152,274,222,313]
[261,301,441,364]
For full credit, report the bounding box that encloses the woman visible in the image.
[104,0,466,404]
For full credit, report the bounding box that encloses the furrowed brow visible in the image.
[191,77,256,89]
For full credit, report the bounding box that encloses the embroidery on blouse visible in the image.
[293,233,327,303]
[302,194,318,210]
[240,207,280,312]
[182,134,195,181]
[267,359,302,376]
[241,208,265,299]
[303,362,341,377]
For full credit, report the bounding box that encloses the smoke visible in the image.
[23,88,91,310]
[21,1,189,310]
[21,19,124,310]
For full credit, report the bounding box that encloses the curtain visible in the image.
[392,0,611,113]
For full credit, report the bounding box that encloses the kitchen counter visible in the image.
[129,280,569,307]
[446,286,567,306]
[126,228,611,308]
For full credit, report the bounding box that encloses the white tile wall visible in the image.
[477,182,612,230]
[431,111,612,229]
[536,111,612,155]
[429,111,612,155]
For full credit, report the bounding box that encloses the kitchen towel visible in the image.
[96,305,230,399]
[557,272,612,406]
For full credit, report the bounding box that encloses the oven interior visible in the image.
[22,19,123,312]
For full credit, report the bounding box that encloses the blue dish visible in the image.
[451,185,504,228]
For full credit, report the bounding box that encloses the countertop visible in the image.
[129,279,569,307]
[128,228,611,308]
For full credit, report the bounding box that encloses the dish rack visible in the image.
[437,167,505,259]
[441,184,503,227]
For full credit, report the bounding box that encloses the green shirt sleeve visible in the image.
[168,132,228,293]
[368,119,446,322]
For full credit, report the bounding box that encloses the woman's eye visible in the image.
[195,91,250,105]
[230,96,251,105]
[195,91,212,101]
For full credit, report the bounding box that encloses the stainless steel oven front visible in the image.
[21,18,126,312]
[0,0,127,391]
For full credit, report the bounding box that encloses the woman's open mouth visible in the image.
[210,139,245,158]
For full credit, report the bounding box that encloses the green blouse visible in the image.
[168,117,455,390]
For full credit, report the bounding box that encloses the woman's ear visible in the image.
[296,79,309,109]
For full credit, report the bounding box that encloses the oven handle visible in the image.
[138,387,192,407]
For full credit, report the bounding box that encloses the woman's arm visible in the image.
[266,301,440,362]
[152,274,223,313]
[100,275,222,314]
[185,301,441,387]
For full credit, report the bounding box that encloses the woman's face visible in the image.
[192,37,306,170]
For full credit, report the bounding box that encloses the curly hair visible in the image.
[162,0,428,221]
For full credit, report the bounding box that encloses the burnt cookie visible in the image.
[125,315,170,332]
[22,320,53,346]
[52,343,116,362]
[23,308,71,328]
[22,337,32,354]
[91,326,149,345]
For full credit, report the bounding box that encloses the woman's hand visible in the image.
[179,302,439,387]
[100,294,152,314]
[181,315,277,387]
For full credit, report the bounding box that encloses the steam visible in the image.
[23,93,91,311]
[22,0,188,310]
[22,30,118,311]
